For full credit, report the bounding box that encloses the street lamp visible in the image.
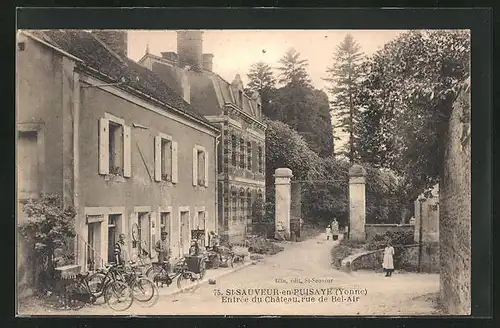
[417,196,426,273]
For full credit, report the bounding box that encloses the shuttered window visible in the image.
[193,146,209,187]
[98,115,131,177]
[154,133,178,183]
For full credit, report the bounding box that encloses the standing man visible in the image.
[155,231,171,272]
[114,233,128,265]
[331,218,339,241]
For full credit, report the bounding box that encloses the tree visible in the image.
[277,48,312,87]
[355,30,470,204]
[266,86,334,157]
[325,34,364,162]
[19,194,76,292]
[246,61,276,94]
[246,61,276,118]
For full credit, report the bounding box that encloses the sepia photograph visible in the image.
[16,27,472,316]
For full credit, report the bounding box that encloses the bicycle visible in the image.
[65,271,133,312]
[86,263,135,311]
[121,262,158,304]
[146,257,186,287]
[146,256,205,290]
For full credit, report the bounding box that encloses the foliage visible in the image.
[264,118,402,226]
[365,230,415,251]
[355,30,470,203]
[245,61,276,117]
[277,48,311,88]
[325,34,365,162]
[267,86,334,158]
[19,194,76,290]
[341,238,366,249]
[246,236,284,255]
[301,158,402,226]
[301,156,350,226]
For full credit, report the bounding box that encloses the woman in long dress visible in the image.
[382,241,395,277]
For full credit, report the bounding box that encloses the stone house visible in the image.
[138,31,266,243]
[16,29,220,286]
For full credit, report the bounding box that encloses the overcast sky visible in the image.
[127,30,405,92]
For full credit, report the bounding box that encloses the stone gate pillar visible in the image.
[349,164,367,241]
[274,168,293,239]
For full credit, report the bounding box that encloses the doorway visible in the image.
[107,214,122,264]
[138,212,151,257]
[87,220,101,270]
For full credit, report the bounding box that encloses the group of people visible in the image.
[112,229,221,274]
[325,218,340,241]
[323,218,395,277]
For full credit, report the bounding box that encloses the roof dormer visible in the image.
[231,74,245,108]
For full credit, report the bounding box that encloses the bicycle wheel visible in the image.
[132,277,155,302]
[65,281,87,310]
[176,271,194,291]
[88,273,106,298]
[104,281,134,312]
[146,265,163,280]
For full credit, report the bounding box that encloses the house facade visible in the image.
[138,31,267,243]
[16,30,219,281]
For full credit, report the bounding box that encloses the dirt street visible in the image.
[18,233,441,316]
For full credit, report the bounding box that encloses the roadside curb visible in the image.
[158,261,254,297]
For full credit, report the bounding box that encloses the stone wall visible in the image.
[365,224,415,242]
[439,86,471,315]
[341,244,420,272]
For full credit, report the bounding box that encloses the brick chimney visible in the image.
[203,53,214,72]
[92,30,128,58]
[177,30,203,71]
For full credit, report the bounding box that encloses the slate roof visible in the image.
[140,53,258,118]
[28,30,214,127]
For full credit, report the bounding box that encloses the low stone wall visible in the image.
[365,224,415,242]
[341,244,420,272]
[341,249,383,272]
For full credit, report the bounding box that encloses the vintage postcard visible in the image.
[16,27,472,316]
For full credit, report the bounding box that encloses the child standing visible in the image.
[325,226,332,241]
[382,241,395,277]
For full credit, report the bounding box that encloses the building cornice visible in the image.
[225,103,266,130]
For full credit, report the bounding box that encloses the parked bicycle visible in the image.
[146,256,205,290]
[121,262,158,304]
[65,270,133,311]
[205,243,246,268]
[90,262,157,306]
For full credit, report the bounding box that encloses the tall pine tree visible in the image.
[325,34,364,162]
[277,48,312,87]
[245,61,276,118]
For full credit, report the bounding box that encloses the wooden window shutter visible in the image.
[150,211,156,257]
[123,125,132,177]
[98,118,109,175]
[171,141,179,183]
[154,136,162,182]
[192,147,198,186]
[204,150,209,187]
